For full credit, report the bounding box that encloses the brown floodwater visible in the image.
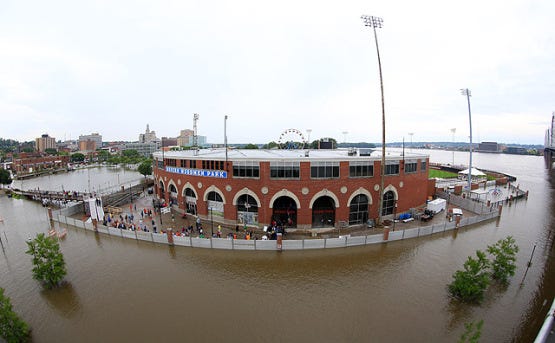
[1,152,554,342]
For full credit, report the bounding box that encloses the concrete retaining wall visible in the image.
[51,204,499,251]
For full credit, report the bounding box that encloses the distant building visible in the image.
[13,153,69,176]
[139,124,158,143]
[124,142,160,157]
[161,137,177,147]
[504,146,528,155]
[176,129,207,147]
[79,133,102,152]
[35,134,56,152]
[476,141,499,153]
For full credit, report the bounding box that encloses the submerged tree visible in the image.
[0,287,30,343]
[138,159,153,179]
[25,233,67,289]
[458,319,483,343]
[487,236,519,285]
[448,250,490,303]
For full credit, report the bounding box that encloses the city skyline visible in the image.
[0,0,553,145]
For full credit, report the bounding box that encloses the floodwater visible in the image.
[0,153,554,342]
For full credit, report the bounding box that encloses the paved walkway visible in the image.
[107,192,478,241]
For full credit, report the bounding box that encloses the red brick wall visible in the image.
[155,157,430,228]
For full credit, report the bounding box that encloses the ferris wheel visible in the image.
[278,128,307,149]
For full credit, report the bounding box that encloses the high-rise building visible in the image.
[35,134,56,152]
[177,129,194,147]
[139,124,158,143]
[79,133,102,151]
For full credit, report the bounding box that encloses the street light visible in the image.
[210,206,214,237]
[361,14,386,226]
[224,115,228,170]
[460,88,473,193]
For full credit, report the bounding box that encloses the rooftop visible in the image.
[153,148,429,161]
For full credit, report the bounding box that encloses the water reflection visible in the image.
[40,281,82,319]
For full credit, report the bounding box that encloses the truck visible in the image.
[427,198,446,214]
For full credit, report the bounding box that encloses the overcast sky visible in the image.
[1,0,553,145]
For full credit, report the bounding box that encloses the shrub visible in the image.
[25,233,67,289]
[487,236,519,285]
[448,250,490,303]
[0,287,30,343]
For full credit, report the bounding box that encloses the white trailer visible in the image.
[427,198,446,214]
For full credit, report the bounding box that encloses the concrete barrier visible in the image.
[51,207,498,251]
[366,234,384,244]
[108,227,122,237]
[303,239,326,249]
[419,227,433,237]
[173,235,191,247]
[403,228,419,239]
[255,240,277,250]
[122,230,136,239]
[191,237,211,248]
[388,231,403,241]
[136,231,153,242]
[232,240,256,250]
[211,238,233,249]
[346,236,367,246]
[282,240,303,250]
[326,237,346,248]
[152,233,167,244]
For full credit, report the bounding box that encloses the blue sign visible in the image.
[165,166,227,178]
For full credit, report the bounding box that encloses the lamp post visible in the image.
[224,115,228,170]
[450,128,456,165]
[361,14,386,226]
[210,206,214,237]
[460,88,473,194]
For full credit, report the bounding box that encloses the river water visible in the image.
[0,154,553,342]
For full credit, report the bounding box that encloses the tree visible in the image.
[25,233,67,289]
[44,148,58,155]
[262,141,279,149]
[0,169,12,188]
[458,320,483,343]
[138,160,152,178]
[448,250,490,303]
[0,287,31,342]
[487,236,519,285]
[243,143,259,149]
[70,153,85,163]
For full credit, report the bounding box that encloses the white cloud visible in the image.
[0,0,552,144]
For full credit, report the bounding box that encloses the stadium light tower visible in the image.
[450,128,456,165]
[361,14,386,226]
[460,88,473,193]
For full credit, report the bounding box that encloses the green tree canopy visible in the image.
[138,160,153,178]
[448,250,490,303]
[0,169,12,187]
[26,233,67,289]
[243,143,259,149]
[44,148,58,155]
[0,287,30,343]
[487,236,519,285]
[122,149,140,158]
[70,153,85,163]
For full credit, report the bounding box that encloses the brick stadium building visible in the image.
[152,148,431,230]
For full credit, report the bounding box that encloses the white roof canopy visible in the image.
[458,168,486,176]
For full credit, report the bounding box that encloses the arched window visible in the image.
[272,196,297,228]
[349,194,369,225]
[382,191,395,216]
[312,196,335,228]
[237,194,258,225]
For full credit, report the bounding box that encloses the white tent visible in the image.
[458,168,487,181]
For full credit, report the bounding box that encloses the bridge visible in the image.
[546,112,555,152]
[12,179,154,208]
